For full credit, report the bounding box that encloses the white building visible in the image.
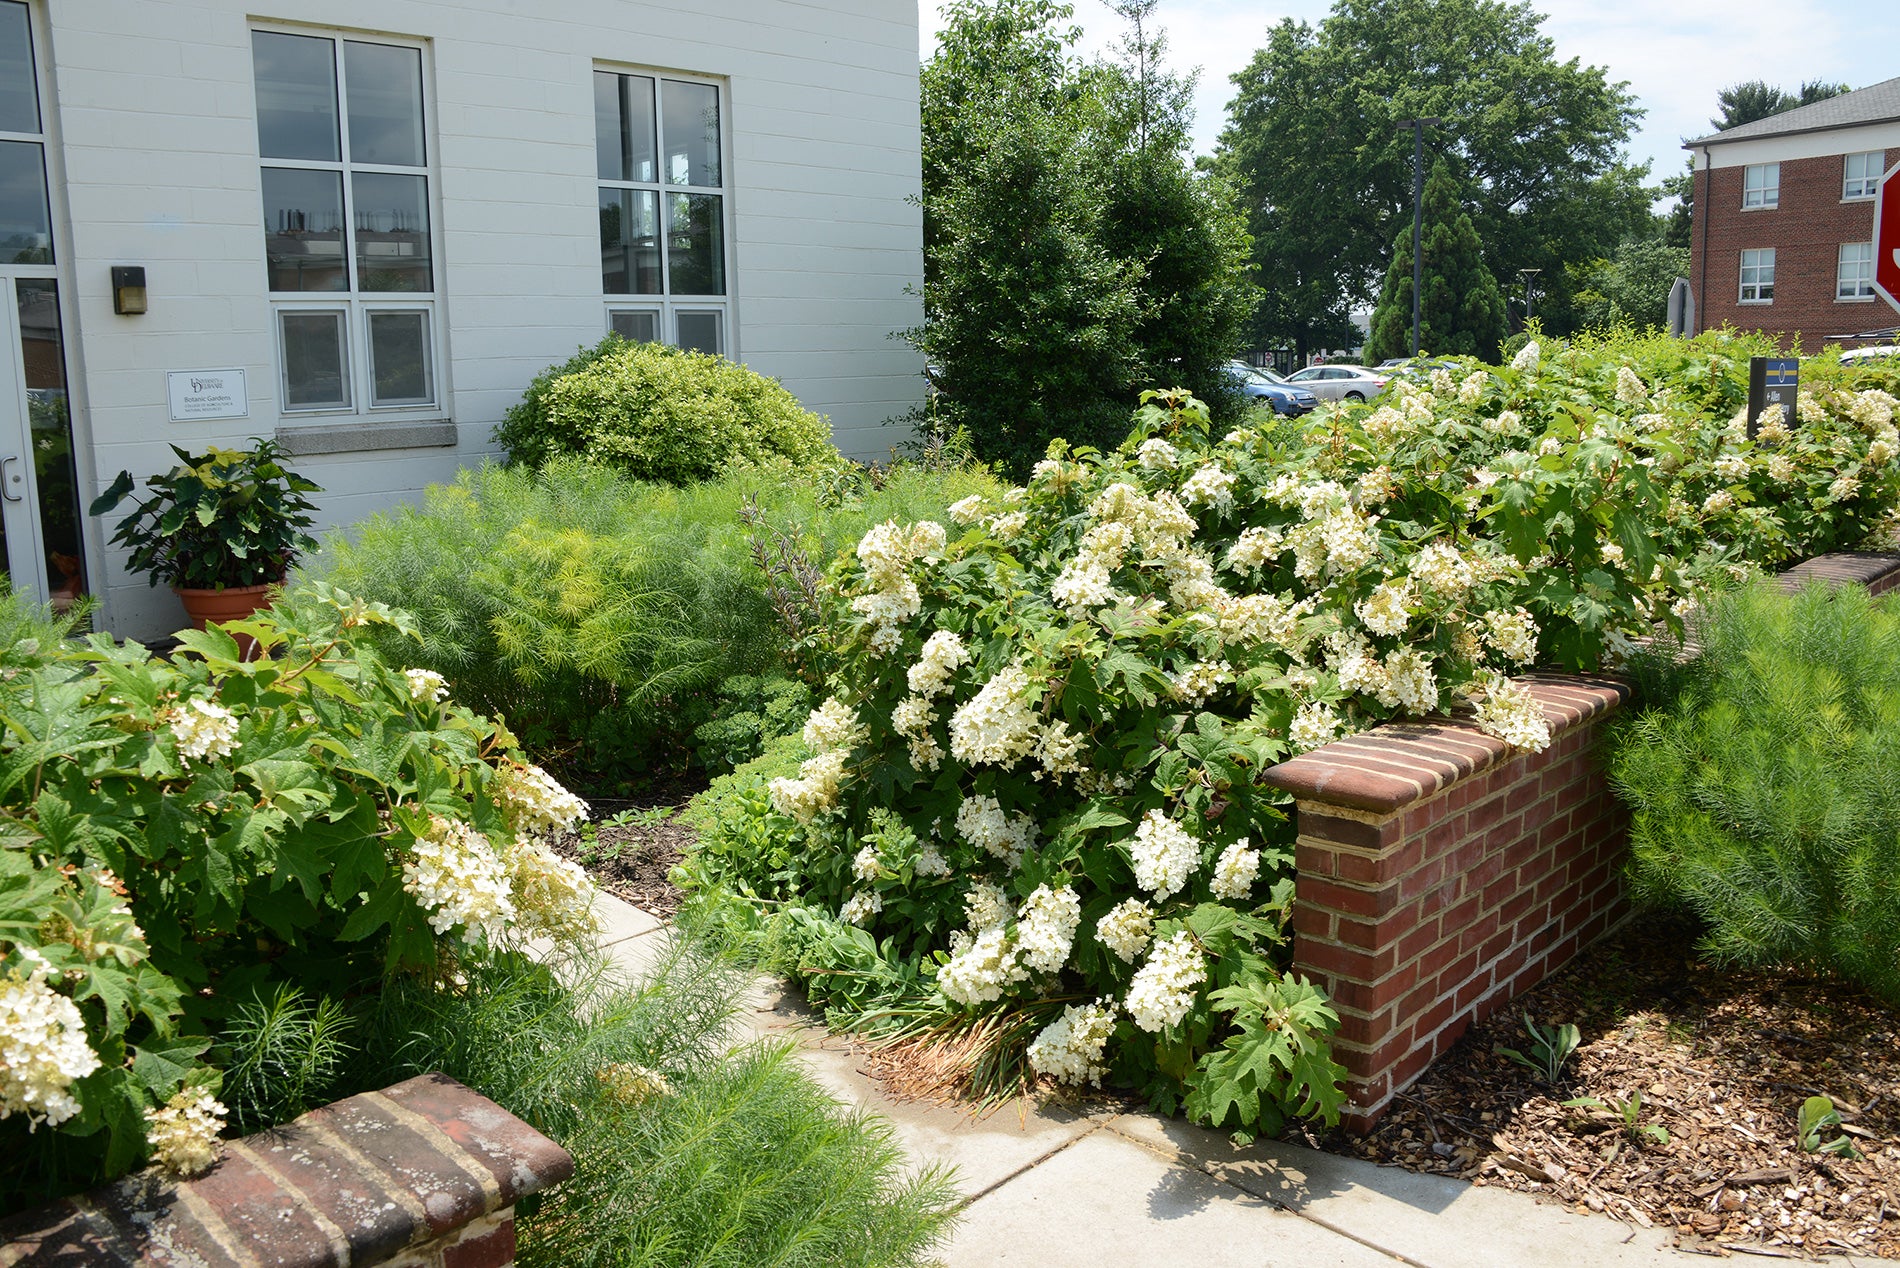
[0,0,924,638]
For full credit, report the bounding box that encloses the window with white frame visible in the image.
[1741,163,1779,209]
[595,69,729,354]
[1739,248,1775,302]
[1838,242,1875,300]
[1844,151,1884,200]
[252,30,441,414]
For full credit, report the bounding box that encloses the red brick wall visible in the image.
[1691,150,1888,348]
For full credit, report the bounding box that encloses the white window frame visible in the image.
[1838,242,1875,301]
[595,66,734,357]
[253,25,445,419]
[1844,151,1883,201]
[1741,162,1779,209]
[1739,248,1775,303]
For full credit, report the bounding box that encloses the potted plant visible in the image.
[89,439,321,632]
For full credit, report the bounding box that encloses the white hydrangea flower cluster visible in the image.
[1354,577,1413,636]
[1179,463,1237,510]
[1383,647,1440,713]
[1210,839,1261,901]
[597,1062,671,1106]
[1224,526,1284,575]
[1484,409,1524,435]
[170,698,238,762]
[1130,810,1198,900]
[955,793,1037,868]
[1829,474,1862,502]
[1217,593,1309,652]
[403,816,516,943]
[840,890,882,926]
[1457,372,1488,405]
[1288,702,1341,753]
[1137,437,1178,470]
[851,520,946,651]
[498,762,589,837]
[1095,898,1155,963]
[964,880,1014,930]
[1014,884,1081,973]
[144,1087,227,1177]
[1411,541,1474,597]
[937,925,1026,1006]
[1766,453,1797,482]
[913,840,951,877]
[1511,340,1540,373]
[404,668,449,703]
[0,966,100,1128]
[804,696,870,754]
[504,837,599,942]
[1169,661,1230,705]
[1026,999,1118,1086]
[1702,489,1735,514]
[1615,365,1648,405]
[1481,608,1538,664]
[908,630,971,697]
[1033,719,1086,780]
[988,510,1029,540]
[1052,521,1133,613]
[1470,674,1551,751]
[1125,932,1207,1033]
[948,665,1041,769]
[1713,453,1749,480]
[1030,457,1089,492]
[948,494,989,525]
[769,699,865,823]
[852,843,882,882]
[1849,389,1897,430]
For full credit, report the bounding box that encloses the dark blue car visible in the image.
[1223,361,1320,416]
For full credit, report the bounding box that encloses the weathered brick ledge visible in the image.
[1266,550,1900,1132]
[0,1073,572,1268]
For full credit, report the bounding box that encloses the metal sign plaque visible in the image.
[1746,356,1797,439]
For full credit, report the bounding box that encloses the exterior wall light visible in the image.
[111,266,147,315]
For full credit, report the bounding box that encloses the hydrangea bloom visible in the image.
[955,794,1037,868]
[0,967,100,1128]
[504,838,599,942]
[403,668,449,703]
[1354,577,1412,637]
[1481,608,1538,665]
[1015,884,1082,974]
[1288,702,1341,753]
[1179,463,1237,509]
[1026,1000,1118,1086]
[1129,810,1198,900]
[1511,340,1540,373]
[947,494,989,525]
[908,630,971,697]
[1034,719,1086,779]
[498,762,589,836]
[170,698,238,762]
[1471,674,1551,751]
[1411,542,1474,597]
[1125,932,1207,1033]
[768,749,848,823]
[1137,438,1178,470]
[403,816,515,943]
[597,1063,671,1106]
[1383,647,1439,713]
[949,665,1041,769]
[1210,839,1261,901]
[144,1087,227,1177]
[1615,365,1648,405]
[803,697,868,755]
[840,890,882,926]
[1095,898,1155,963]
[964,880,1014,931]
[937,926,1025,1006]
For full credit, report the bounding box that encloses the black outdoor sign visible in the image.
[1746,356,1798,439]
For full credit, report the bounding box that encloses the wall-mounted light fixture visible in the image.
[111,266,147,315]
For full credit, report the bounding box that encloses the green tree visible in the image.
[1567,237,1692,331]
[1364,159,1506,361]
[1710,78,1849,130]
[1218,0,1652,352]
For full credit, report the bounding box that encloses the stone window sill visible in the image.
[275,418,457,456]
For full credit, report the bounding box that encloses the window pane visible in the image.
[0,1,39,135]
[253,32,339,162]
[280,311,349,409]
[262,167,346,291]
[368,310,431,405]
[677,311,721,355]
[595,71,656,183]
[666,192,724,295]
[353,171,432,291]
[18,279,84,605]
[610,310,658,342]
[344,42,425,167]
[600,187,661,294]
[661,80,720,186]
[0,139,49,264]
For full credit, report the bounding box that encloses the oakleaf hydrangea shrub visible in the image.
[1610,581,1900,1003]
[0,586,597,1209]
[692,331,1900,1133]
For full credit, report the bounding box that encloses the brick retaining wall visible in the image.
[0,1073,572,1267]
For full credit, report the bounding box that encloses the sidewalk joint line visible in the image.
[952,1116,1114,1212]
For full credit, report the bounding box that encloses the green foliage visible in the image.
[1216,0,1651,351]
[88,440,320,589]
[360,944,959,1268]
[1610,581,1900,1003]
[1365,158,1507,362]
[1796,1095,1860,1159]
[216,984,354,1135]
[1710,79,1850,131]
[310,459,999,792]
[1567,238,1692,332]
[494,336,840,485]
[693,674,812,775]
[1496,1015,1581,1084]
[1564,1091,1668,1146]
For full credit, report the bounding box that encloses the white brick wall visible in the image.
[40,0,923,638]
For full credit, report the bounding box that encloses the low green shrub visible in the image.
[494,336,841,484]
[1610,581,1900,1002]
[693,674,811,775]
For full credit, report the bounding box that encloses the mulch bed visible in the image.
[549,794,693,920]
[1316,913,1900,1260]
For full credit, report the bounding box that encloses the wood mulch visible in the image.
[1315,913,1900,1260]
[548,794,693,920]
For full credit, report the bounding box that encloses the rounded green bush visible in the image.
[495,337,841,483]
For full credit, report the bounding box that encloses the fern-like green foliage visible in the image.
[217,985,354,1135]
[1611,581,1900,1001]
[306,459,998,791]
[493,336,842,485]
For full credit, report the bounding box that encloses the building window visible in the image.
[1844,151,1884,200]
[253,30,441,415]
[1739,248,1775,302]
[1741,163,1779,209]
[1838,242,1875,300]
[595,69,729,354]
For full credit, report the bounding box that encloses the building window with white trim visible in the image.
[252,30,442,415]
[1844,151,1883,200]
[1741,163,1779,209]
[1739,248,1775,303]
[1838,242,1875,300]
[595,69,729,354]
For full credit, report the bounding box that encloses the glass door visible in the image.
[0,0,82,608]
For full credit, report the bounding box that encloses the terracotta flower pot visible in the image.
[174,582,276,658]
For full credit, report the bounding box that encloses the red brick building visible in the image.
[1686,77,1900,348]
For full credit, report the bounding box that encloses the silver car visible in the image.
[1285,364,1392,403]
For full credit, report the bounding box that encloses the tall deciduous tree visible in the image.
[1364,159,1506,361]
[1216,0,1652,354]
[1710,79,1850,131]
[1567,237,1692,331]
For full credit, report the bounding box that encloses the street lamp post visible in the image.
[1395,118,1441,359]
[1518,267,1541,328]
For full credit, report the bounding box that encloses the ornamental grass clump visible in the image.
[1610,581,1900,1003]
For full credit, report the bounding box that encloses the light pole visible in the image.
[1518,268,1541,328]
[1395,118,1441,358]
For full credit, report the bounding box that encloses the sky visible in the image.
[918,0,1900,193]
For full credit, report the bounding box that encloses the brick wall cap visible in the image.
[0,1073,572,1267]
[1777,551,1900,594]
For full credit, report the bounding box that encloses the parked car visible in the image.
[1840,345,1900,367]
[1286,364,1391,402]
[1222,361,1320,416]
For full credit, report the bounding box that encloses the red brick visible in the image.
[1294,841,1336,878]
[1295,875,1394,919]
[1291,903,1334,939]
[443,1214,518,1268]
[1296,936,1395,981]
[1300,810,1402,850]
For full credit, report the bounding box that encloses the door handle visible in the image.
[0,454,23,502]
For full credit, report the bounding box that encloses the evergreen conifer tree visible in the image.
[1365,159,1506,363]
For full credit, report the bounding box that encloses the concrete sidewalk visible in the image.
[591,893,1879,1268]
